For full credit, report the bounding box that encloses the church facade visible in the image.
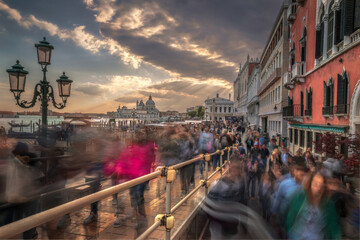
[114,95,160,121]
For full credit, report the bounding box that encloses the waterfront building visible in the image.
[114,95,160,121]
[204,93,234,122]
[284,0,360,155]
[258,2,290,141]
[247,64,261,126]
[233,55,258,121]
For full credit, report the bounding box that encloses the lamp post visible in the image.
[6,37,73,138]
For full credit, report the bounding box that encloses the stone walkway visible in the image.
[34,165,223,240]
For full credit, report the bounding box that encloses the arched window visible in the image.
[327,0,335,52]
[323,78,334,116]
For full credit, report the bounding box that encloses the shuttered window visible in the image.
[334,4,344,44]
[306,88,312,110]
[315,29,322,58]
[337,72,348,105]
[344,0,355,36]
[324,80,334,107]
[328,8,335,51]
[355,0,360,29]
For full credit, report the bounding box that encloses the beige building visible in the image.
[233,55,258,121]
[204,93,234,122]
[258,2,290,140]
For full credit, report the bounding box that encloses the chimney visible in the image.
[229,93,231,100]
[216,93,219,98]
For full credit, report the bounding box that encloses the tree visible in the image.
[197,106,205,118]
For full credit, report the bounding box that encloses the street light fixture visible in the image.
[6,37,73,138]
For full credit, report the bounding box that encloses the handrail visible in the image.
[137,147,233,240]
[0,171,161,239]
[0,145,235,240]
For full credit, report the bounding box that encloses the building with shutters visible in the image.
[258,2,290,141]
[283,0,360,155]
[247,64,261,126]
[233,55,258,121]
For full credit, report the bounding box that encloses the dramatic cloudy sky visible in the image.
[0,0,282,113]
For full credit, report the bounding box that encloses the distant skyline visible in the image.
[0,0,282,113]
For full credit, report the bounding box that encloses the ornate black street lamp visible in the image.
[6,37,73,137]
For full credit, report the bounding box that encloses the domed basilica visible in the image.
[115,95,160,121]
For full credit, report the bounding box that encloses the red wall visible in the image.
[290,0,317,71]
[290,44,360,126]
[288,0,360,127]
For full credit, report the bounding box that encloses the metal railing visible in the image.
[334,104,348,115]
[0,146,235,240]
[304,109,312,117]
[322,106,333,115]
[283,104,302,118]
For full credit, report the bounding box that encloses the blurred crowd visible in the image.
[205,126,360,240]
[0,120,359,240]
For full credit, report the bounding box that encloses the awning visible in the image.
[290,123,349,133]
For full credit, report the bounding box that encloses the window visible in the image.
[224,107,226,113]
[328,1,335,52]
[278,86,281,101]
[290,42,296,67]
[336,71,349,114]
[300,130,305,147]
[215,107,217,112]
[219,107,222,113]
[300,28,307,62]
[294,129,298,145]
[307,131,313,150]
[229,107,231,112]
[275,88,278,102]
[306,87,313,110]
[323,78,334,115]
[289,129,293,143]
[315,6,325,59]
[315,133,322,153]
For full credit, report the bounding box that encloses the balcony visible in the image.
[304,109,312,117]
[283,104,303,121]
[322,106,333,116]
[283,72,295,90]
[335,104,348,118]
[258,68,281,95]
[287,2,297,24]
[291,61,306,84]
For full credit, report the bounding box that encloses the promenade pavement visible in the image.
[29,165,223,240]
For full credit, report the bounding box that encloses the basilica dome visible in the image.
[146,95,155,106]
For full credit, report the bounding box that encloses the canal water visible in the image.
[0,115,64,133]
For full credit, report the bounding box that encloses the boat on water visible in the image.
[8,122,31,128]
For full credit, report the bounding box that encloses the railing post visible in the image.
[227,147,230,162]
[220,150,224,176]
[165,167,176,240]
[204,154,210,195]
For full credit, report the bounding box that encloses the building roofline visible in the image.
[260,1,288,63]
